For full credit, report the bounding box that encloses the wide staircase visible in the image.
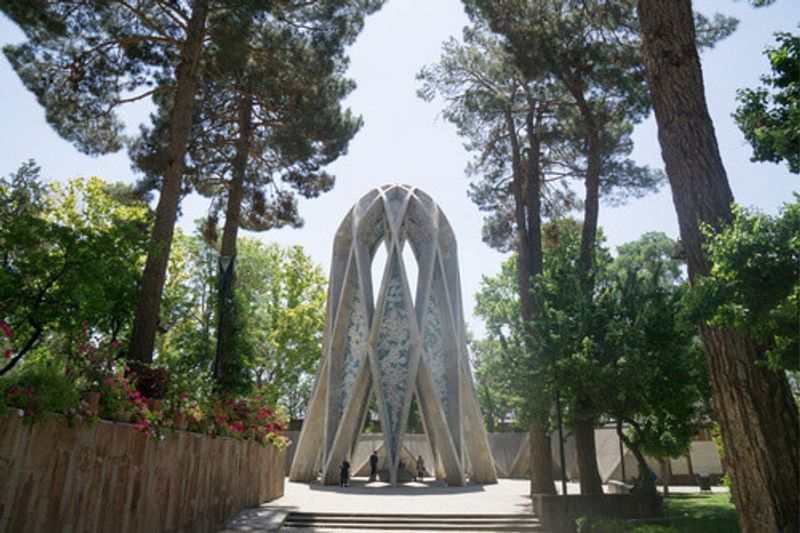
[280,511,544,531]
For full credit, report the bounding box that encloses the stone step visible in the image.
[281,511,544,531]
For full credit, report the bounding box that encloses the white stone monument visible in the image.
[289,185,497,486]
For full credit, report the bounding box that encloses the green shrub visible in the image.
[1,364,79,423]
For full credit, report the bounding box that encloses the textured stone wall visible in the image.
[0,412,285,532]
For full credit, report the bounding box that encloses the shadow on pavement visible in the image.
[307,477,486,496]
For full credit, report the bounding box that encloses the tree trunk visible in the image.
[637,2,800,530]
[213,93,253,389]
[579,126,601,273]
[504,110,556,495]
[510,108,556,496]
[617,424,656,499]
[530,425,556,495]
[128,0,209,364]
[574,100,605,495]
[575,418,604,494]
[659,459,670,498]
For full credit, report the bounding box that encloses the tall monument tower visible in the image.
[290,185,497,486]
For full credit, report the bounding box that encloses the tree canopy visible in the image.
[0,162,150,375]
[692,198,800,372]
[734,32,800,174]
[474,224,709,497]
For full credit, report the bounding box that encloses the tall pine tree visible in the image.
[462,0,665,494]
[3,1,382,367]
[133,4,368,389]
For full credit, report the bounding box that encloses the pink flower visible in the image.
[3,349,10,358]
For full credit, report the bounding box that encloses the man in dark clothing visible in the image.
[340,460,350,487]
[369,451,379,481]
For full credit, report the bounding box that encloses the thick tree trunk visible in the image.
[575,418,604,494]
[637,2,800,530]
[128,0,209,364]
[530,425,556,495]
[213,94,253,389]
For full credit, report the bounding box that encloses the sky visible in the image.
[0,1,798,337]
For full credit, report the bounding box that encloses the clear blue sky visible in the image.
[0,1,797,336]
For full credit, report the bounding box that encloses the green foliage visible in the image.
[474,254,552,427]
[157,227,217,374]
[417,13,662,253]
[2,1,380,157]
[1,363,78,424]
[158,229,326,415]
[533,223,614,422]
[474,227,708,465]
[132,1,375,232]
[734,32,800,173]
[469,336,518,431]
[0,162,150,372]
[694,198,800,370]
[235,240,327,413]
[605,234,708,462]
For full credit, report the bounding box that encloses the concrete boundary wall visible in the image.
[0,412,285,532]
[283,429,722,485]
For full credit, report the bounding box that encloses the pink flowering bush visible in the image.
[0,323,287,448]
[0,322,12,360]
[200,389,289,449]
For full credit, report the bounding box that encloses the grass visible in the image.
[577,493,738,532]
[633,493,738,533]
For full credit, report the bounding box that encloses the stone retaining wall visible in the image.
[0,412,285,532]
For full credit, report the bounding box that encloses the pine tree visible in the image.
[463,0,666,494]
[3,1,382,367]
[133,4,369,388]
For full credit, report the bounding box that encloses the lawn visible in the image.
[577,492,738,532]
[633,493,738,533]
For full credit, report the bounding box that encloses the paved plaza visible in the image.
[273,477,534,515]
[224,477,535,531]
[223,477,729,531]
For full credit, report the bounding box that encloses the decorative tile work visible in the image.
[339,285,368,417]
[375,253,413,459]
[422,284,448,415]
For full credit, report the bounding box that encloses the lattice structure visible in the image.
[289,185,497,486]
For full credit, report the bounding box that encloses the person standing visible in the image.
[369,450,379,481]
[416,455,425,482]
[340,459,350,487]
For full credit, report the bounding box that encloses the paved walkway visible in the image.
[223,477,534,531]
[222,477,729,531]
